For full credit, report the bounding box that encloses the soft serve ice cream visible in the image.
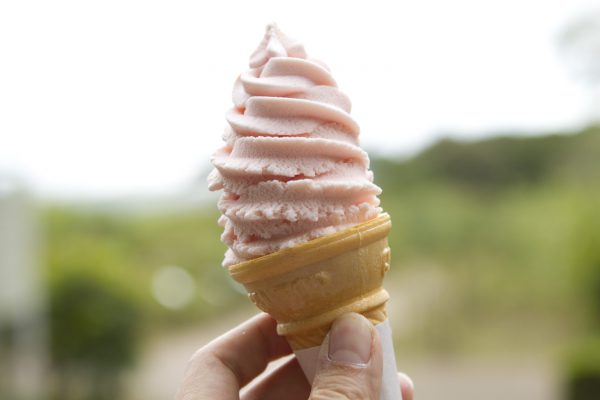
[208,25,382,267]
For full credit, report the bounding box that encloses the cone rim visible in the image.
[229,212,391,284]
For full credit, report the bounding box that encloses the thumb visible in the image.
[309,313,383,400]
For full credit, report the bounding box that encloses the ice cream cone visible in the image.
[228,212,392,350]
[211,25,401,399]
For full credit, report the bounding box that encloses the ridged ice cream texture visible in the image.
[208,25,382,267]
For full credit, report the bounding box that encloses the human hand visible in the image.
[176,312,414,400]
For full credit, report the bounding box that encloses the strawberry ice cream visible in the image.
[208,25,382,267]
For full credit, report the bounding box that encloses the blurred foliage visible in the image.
[570,204,600,328]
[371,125,600,354]
[43,207,246,398]
[42,125,600,397]
[566,336,600,400]
[372,125,600,191]
[43,125,600,336]
[43,207,245,330]
[48,273,139,400]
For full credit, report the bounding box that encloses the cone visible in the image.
[228,213,392,351]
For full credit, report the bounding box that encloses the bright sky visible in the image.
[0,0,597,199]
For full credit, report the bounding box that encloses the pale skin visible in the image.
[176,313,414,400]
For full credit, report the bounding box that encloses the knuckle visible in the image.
[186,347,207,369]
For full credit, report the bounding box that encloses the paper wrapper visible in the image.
[229,213,401,400]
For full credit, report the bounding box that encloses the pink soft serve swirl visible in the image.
[208,25,382,267]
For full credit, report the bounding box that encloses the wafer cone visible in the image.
[229,213,400,399]
[229,213,393,350]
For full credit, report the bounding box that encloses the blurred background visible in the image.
[1,1,599,399]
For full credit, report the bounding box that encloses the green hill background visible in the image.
[41,125,600,398]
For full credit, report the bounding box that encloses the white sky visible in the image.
[0,0,597,199]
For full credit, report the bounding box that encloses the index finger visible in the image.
[176,313,292,400]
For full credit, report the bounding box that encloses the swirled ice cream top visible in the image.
[208,25,382,267]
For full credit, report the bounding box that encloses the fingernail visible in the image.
[328,313,373,365]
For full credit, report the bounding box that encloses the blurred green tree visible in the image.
[48,273,139,400]
[564,191,600,399]
[573,216,600,327]
[566,337,600,400]
[373,126,600,193]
